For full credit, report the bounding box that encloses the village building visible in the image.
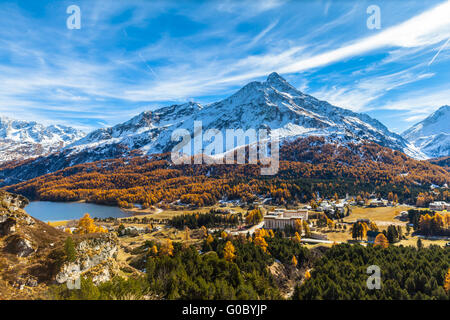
[429,201,450,211]
[263,209,308,230]
[369,199,388,207]
[334,203,345,214]
[399,211,409,221]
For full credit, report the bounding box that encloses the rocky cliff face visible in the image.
[0,191,64,298]
[0,191,37,257]
[56,234,119,286]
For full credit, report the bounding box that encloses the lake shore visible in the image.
[25,201,132,223]
[45,204,161,226]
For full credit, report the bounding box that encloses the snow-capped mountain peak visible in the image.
[402,105,450,158]
[266,72,301,94]
[0,73,432,185]
[0,117,85,163]
[65,72,424,159]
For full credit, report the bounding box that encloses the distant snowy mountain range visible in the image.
[0,117,84,163]
[2,72,447,185]
[402,105,450,159]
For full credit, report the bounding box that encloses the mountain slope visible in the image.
[402,105,450,158]
[0,73,426,185]
[0,117,85,163]
[5,137,449,209]
[71,72,423,159]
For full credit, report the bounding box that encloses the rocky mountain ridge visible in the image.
[0,116,85,164]
[402,105,450,158]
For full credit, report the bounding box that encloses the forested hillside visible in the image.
[50,232,450,300]
[293,244,449,300]
[428,156,450,171]
[4,137,449,207]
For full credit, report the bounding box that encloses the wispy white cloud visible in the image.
[379,88,450,113]
[124,1,450,104]
[278,1,450,74]
[404,114,429,123]
[216,0,284,15]
[247,20,279,48]
[311,65,436,112]
[0,0,448,132]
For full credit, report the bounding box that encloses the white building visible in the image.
[369,199,388,207]
[429,201,450,211]
[318,201,333,211]
[264,209,308,230]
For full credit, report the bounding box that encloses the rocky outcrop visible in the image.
[0,217,16,236]
[0,191,124,299]
[0,191,123,300]
[0,192,33,233]
[0,192,37,258]
[0,192,36,258]
[5,235,35,257]
[0,191,29,211]
[56,233,119,285]
[0,191,67,298]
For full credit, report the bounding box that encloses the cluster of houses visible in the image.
[368,199,389,207]
[118,225,161,236]
[315,200,347,216]
[314,197,391,215]
[261,194,396,231]
[429,201,450,211]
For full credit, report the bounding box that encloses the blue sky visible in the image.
[0,0,449,133]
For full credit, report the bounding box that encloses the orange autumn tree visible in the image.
[369,222,379,232]
[304,270,311,280]
[254,234,268,252]
[294,219,302,233]
[200,226,208,238]
[183,226,190,241]
[224,241,236,261]
[374,233,389,248]
[326,218,334,229]
[294,232,301,243]
[303,220,311,237]
[255,228,270,238]
[444,269,450,293]
[76,213,108,234]
[419,212,448,235]
[291,255,298,267]
[149,245,158,256]
[245,208,263,225]
[351,221,369,240]
[160,239,174,256]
